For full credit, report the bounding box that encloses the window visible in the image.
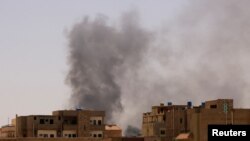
[71,120,77,124]
[50,134,54,138]
[93,120,97,125]
[50,119,54,124]
[160,129,166,135]
[58,116,61,120]
[72,134,76,138]
[93,134,97,137]
[34,117,36,120]
[180,118,183,124]
[98,134,102,138]
[69,134,72,138]
[40,119,45,124]
[98,120,102,125]
[210,105,217,109]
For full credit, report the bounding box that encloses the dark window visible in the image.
[58,116,61,120]
[72,134,76,137]
[50,119,54,124]
[98,134,102,137]
[69,134,72,138]
[93,120,97,125]
[98,120,102,125]
[45,119,49,122]
[160,130,166,135]
[40,119,45,124]
[93,134,97,137]
[34,117,36,120]
[180,118,183,124]
[50,134,54,138]
[210,105,217,109]
[71,120,77,124]
[163,116,166,121]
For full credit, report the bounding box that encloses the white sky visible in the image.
[0,0,186,126]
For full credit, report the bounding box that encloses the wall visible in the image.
[0,138,111,141]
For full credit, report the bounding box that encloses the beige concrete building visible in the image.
[142,103,187,141]
[0,109,121,139]
[9,109,105,138]
[187,99,250,141]
[142,99,250,141]
[15,109,105,138]
[0,125,15,138]
[104,125,122,138]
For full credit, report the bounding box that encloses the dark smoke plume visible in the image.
[66,12,151,122]
[66,0,250,132]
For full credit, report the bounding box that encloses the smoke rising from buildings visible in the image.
[66,0,250,131]
[66,12,151,122]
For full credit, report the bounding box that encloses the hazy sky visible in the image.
[0,0,186,126]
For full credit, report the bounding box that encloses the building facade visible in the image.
[0,125,15,138]
[142,103,187,141]
[142,99,250,141]
[14,109,105,138]
[104,125,122,138]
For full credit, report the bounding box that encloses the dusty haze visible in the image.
[66,0,250,133]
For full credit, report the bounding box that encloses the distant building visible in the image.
[142,99,250,141]
[104,125,122,138]
[15,109,105,138]
[142,103,187,141]
[0,125,15,138]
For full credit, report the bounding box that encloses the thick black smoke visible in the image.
[66,12,151,122]
[67,0,250,133]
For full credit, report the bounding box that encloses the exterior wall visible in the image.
[104,130,121,138]
[143,99,250,141]
[165,107,186,141]
[142,104,186,141]
[62,130,77,138]
[187,99,250,141]
[0,138,111,141]
[37,130,57,138]
[14,109,106,138]
[0,125,15,138]
[77,110,105,138]
[104,125,122,138]
[16,115,60,138]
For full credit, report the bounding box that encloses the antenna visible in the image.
[8,117,9,125]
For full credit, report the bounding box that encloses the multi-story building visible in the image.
[142,102,187,141]
[186,99,250,141]
[11,109,120,138]
[0,125,15,138]
[142,99,250,141]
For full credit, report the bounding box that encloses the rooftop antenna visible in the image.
[8,117,9,125]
